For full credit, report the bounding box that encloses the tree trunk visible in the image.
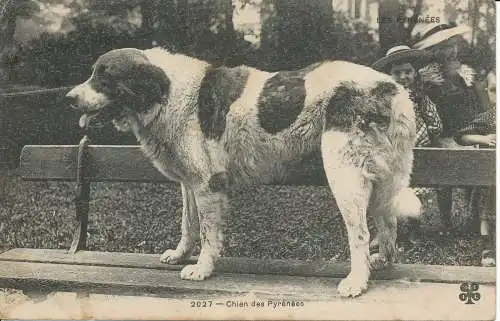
[365,0,372,23]
[471,0,480,47]
[405,0,423,40]
[260,0,334,70]
[212,0,237,65]
[485,0,495,59]
[467,0,479,47]
[378,0,421,54]
[0,0,17,53]
[377,0,403,55]
[138,0,155,47]
[0,0,18,86]
[259,0,279,69]
[167,0,236,64]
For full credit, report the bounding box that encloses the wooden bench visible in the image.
[0,141,496,310]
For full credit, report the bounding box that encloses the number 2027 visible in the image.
[191,301,213,307]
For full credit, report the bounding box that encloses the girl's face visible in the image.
[389,62,416,89]
[487,73,496,106]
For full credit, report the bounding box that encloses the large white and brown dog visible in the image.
[66,47,421,297]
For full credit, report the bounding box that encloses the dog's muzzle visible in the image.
[65,88,82,111]
[65,88,123,128]
[65,88,98,128]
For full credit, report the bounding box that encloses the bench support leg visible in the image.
[70,182,90,254]
[69,135,91,254]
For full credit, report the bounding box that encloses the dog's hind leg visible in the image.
[322,131,372,298]
[161,183,200,264]
[180,186,228,281]
[369,176,421,270]
[367,208,397,270]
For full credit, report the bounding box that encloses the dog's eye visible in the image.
[96,64,108,77]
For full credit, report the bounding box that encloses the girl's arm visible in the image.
[419,95,443,138]
[455,109,495,147]
[459,134,495,147]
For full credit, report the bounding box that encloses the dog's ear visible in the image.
[116,63,170,112]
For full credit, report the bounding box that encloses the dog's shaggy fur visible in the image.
[67,47,421,297]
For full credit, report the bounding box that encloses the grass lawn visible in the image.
[0,167,485,266]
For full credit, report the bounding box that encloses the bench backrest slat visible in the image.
[412,148,495,187]
[20,145,496,186]
[20,145,166,183]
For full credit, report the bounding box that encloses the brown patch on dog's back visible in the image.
[324,82,363,131]
[257,63,322,134]
[370,81,398,97]
[325,80,397,132]
[369,81,398,122]
[198,66,250,140]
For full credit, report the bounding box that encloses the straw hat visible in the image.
[412,23,471,49]
[371,45,430,72]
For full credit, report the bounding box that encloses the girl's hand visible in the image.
[476,134,496,147]
[484,134,496,147]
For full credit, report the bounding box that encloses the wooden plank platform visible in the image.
[0,248,495,299]
[0,248,496,284]
[20,145,496,186]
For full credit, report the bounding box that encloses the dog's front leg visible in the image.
[161,183,200,264]
[180,186,228,281]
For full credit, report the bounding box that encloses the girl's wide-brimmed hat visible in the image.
[412,23,471,49]
[371,45,431,72]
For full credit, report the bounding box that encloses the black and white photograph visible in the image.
[0,0,496,319]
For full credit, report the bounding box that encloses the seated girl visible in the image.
[371,45,443,246]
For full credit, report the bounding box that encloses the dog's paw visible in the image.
[160,249,188,265]
[337,274,368,298]
[180,264,213,281]
[369,253,389,270]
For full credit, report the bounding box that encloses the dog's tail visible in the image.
[390,187,422,218]
[385,85,421,218]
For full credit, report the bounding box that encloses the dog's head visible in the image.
[66,48,170,129]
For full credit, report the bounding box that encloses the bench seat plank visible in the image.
[0,248,495,284]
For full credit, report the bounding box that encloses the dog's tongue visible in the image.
[79,114,90,128]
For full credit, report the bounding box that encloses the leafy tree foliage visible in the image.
[3,0,380,87]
